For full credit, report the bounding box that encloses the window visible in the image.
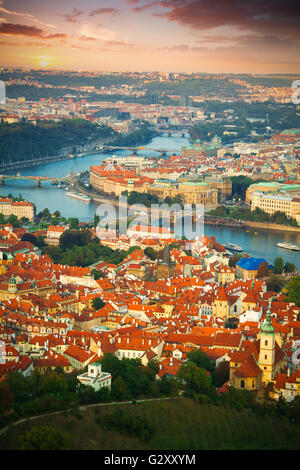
[265,355,267,360]
[240,380,245,389]
[265,340,268,346]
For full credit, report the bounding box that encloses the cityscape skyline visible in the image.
[0,0,299,73]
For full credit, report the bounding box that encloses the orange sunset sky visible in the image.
[0,0,299,73]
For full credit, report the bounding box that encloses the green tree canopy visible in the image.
[18,426,69,450]
[273,256,284,275]
[284,262,297,274]
[284,276,300,306]
[266,274,285,293]
[177,362,212,395]
[92,297,105,310]
[59,229,92,250]
[186,349,215,372]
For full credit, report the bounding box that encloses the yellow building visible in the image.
[0,198,35,220]
[90,166,219,206]
[251,191,300,222]
[213,286,230,320]
[215,264,235,285]
[235,257,269,281]
[230,352,262,391]
[204,177,232,203]
[0,273,56,301]
[229,306,286,391]
[246,182,300,205]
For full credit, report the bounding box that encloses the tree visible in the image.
[111,376,130,400]
[213,361,230,388]
[18,426,69,450]
[59,229,92,250]
[41,208,51,219]
[38,371,68,397]
[177,362,212,395]
[273,256,284,275]
[92,297,105,310]
[144,247,157,261]
[101,353,123,377]
[187,350,215,372]
[229,253,242,267]
[284,276,300,306]
[67,217,79,229]
[35,234,46,248]
[284,262,296,274]
[7,214,19,227]
[90,269,104,280]
[256,261,269,279]
[21,233,39,245]
[4,371,31,403]
[0,383,14,414]
[266,274,284,293]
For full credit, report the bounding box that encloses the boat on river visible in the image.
[225,242,243,252]
[66,191,91,203]
[276,242,300,251]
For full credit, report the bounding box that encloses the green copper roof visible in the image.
[180,181,208,186]
[280,129,300,135]
[9,274,17,284]
[261,306,275,336]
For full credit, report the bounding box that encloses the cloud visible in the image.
[0,5,56,28]
[89,8,120,17]
[78,35,97,41]
[132,0,300,39]
[63,8,85,23]
[131,1,160,13]
[0,22,67,39]
[78,23,116,41]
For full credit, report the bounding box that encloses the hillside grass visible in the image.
[1,398,299,450]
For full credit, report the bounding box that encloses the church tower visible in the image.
[259,305,276,384]
[213,285,230,320]
[8,273,18,295]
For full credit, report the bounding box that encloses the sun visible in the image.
[36,56,53,68]
[40,60,50,67]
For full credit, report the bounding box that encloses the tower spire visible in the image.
[261,302,274,336]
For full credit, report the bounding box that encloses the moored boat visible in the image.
[276,242,300,251]
[225,242,243,252]
[66,191,91,203]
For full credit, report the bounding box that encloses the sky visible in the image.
[0,0,299,73]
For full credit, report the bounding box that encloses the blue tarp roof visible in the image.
[236,257,272,271]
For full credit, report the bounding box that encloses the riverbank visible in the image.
[0,137,110,173]
[244,220,300,233]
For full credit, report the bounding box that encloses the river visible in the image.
[1,132,300,268]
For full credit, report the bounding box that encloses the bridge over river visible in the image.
[0,173,75,187]
[91,145,181,156]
